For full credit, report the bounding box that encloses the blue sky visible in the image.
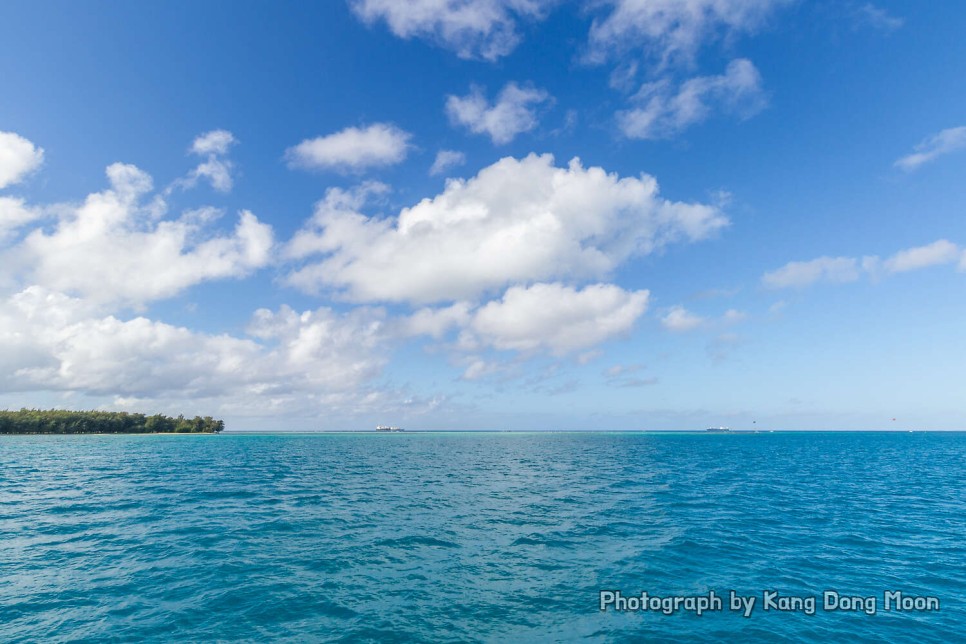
[1,0,964,430]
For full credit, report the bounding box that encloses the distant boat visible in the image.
[376,425,404,432]
[705,426,731,433]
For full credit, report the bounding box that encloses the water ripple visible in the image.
[0,432,963,641]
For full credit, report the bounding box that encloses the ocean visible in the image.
[1,431,963,642]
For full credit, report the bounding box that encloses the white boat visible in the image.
[375,425,404,432]
[705,426,731,433]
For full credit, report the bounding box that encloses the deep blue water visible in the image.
[1,431,963,642]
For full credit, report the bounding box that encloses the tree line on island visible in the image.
[0,409,225,434]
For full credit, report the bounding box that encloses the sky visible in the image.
[1,0,964,431]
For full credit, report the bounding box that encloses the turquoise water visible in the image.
[1,431,963,642]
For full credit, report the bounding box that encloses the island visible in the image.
[0,409,225,434]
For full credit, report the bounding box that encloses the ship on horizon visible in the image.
[376,425,404,432]
[705,426,731,433]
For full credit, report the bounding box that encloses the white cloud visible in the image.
[171,129,239,193]
[430,149,467,176]
[191,129,237,156]
[661,305,745,331]
[883,239,960,273]
[286,123,412,172]
[0,139,435,422]
[349,0,553,61]
[0,197,42,241]
[12,163,274,307]
[661,305,704,331]
[446,82,551,144]
[894,126,966,172]
[247,304,390,392]
[0,288,390,405]
[618,59,766,139]
[399,302,473,339]
[284,153,728,304]
[285,181,390,260]
[1,287,261,397]
[587,0,787,67]
[467,282,649,355]
[461,357,503,380]
[762,256,862,289]
[0,131,44,189]
[190,158,234,193]
[763,240,964,289]
[395,282,650,360]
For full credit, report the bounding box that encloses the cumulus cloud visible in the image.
[284,153,728,304]
[618,59,766,139]
[191,129,237,156]
[0,139,430,421]
[395,283,649,361]
[349,0,553,61]
[0,131,44,189]
[763,240,964,289]
[284,181,390,260]
[1,286,261,396]
[286,123,412,172]
[446,82,552,144]
[587,0,787,67]
[12,163,273,307]
[247,304,390,392]
[0,197,42,241]
[467,282,649,355]
[170,129,239,193]
[430,149,467,176]
[661,305,705,331]
[894,126,966,172]
[191,158,234,193]
[0,288,390,405]
[398,302,473,339]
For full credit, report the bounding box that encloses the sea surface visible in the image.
[1,431,963,642]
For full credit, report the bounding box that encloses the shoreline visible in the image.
[5,429,962,436]
[0,431,221,436]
